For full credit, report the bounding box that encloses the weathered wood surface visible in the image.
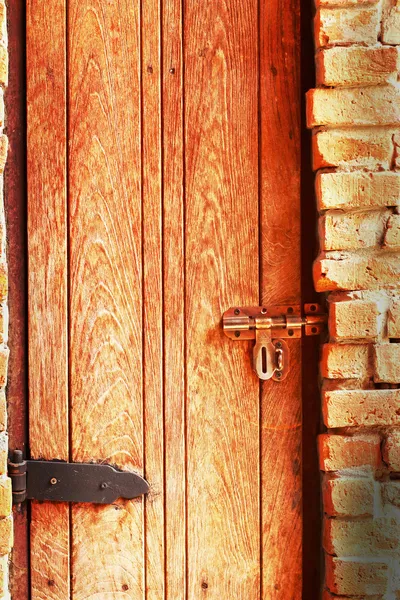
[162,0,187,597]
[142,0,165,596]
[25,1,307,597]
[68,1,144,597]
[27,1,70,598]
[260,0,302,597]
[184,0,260,597]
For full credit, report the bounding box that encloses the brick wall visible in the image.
[308,0,400,597]
[0,2,12,598]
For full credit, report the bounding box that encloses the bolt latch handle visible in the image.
[222,304,326,381]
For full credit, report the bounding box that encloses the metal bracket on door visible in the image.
[222,304,327,381]
[8,450,149,505]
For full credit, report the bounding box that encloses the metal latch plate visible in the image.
[223,304,325,341]
[222,304,327,381]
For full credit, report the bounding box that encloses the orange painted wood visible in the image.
[184,1,260,598]
[23,1,311,597]
[162,1,186,597]
[142,0,165,596]
[26,1,70,598]
[67,1,144,597]
[260,0,302,597]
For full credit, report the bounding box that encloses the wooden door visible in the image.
[10,0,318,598]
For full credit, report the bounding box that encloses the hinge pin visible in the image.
[8,450,27,505]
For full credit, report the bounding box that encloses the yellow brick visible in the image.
[0,3,6,44]
[323,476,375,517]
[0,478,11,519]
[382,3,400,44]
[315,6,380,48]
[374,343,400,383]
[0,391,6,433]
[383,214,400,249]
[382,481,400,507]
[321,343,371,379]
[319,432,381,470]
[388,299,400,338]
[0,516,12,556]
[314,250,400,292]
[330,298,379,340]
[383,430,400,471]
[0,261,7,303]
[316,0,379,4]
[0,305,8,346]
[324,388,400,428]
[0,45,8,87]
[0,346,9,388]
[320,210,389,251]
[313,128,394,171]
[0,433,7,476]
[0,555,8,596]
[0,137,8,175]
[324,517,400,556]
[307,85,400,128]
[316,171,400,211]
[316,45,399,87]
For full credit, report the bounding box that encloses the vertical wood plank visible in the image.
[7,0,29,597]
[259,0,302,597]
[27,1,70,598]
[68,2,144,597]
[184,2,260,598]
[162,1,186,597]
[142,0,165,596]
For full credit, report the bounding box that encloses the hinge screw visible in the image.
[276,371,282,379]
[100,482,108,490]
[50,478,57,485]
[234,331,240,338]
[234,308,240,315]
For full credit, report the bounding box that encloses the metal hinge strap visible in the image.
[8,450,149,505]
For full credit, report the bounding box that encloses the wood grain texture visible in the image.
[24,1,309,597]
[260,0,302,597]
[26,1,70,598]
[142,0,165,596]
[162,1,186,597]
[6,0,29,597]
[260,0,301,306]
[6,0,26,462]
[184,1,260,598]
[67,1,144,597]
[30,502,70,599]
